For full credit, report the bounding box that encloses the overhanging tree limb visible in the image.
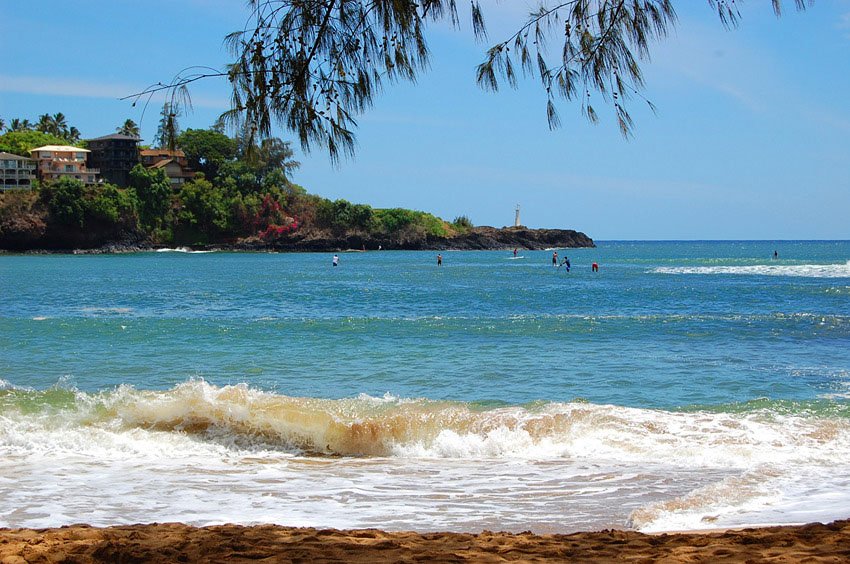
[124,0,811,163]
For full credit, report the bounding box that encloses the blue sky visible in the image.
[1,0,848,239]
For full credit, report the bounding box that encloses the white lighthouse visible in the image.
[514,204,521,227]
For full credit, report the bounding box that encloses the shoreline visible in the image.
[0,226,595,255]
[1,520,849,562]
[0,245,588,255]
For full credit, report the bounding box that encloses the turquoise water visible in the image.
[1,241,849,532]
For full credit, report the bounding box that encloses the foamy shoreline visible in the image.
[3,380,850,533]
[2,520,849,562]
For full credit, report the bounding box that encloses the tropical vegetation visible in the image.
[117,119,140,138]
[0,113,85,153]
[0,119,467,249]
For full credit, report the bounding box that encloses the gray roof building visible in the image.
[0,151,37,190]
[86,134,140,186]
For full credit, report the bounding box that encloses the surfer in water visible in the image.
[559,257,571,272]
[513,248,518,257]
[437,253,442,267]
[332,254,339,267]
[552,251,558,266]
[774,250,779,259]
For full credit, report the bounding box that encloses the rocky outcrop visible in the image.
[438,226,594,250]
[234,226,594,252]
[0,219,148,253]
[1,225,593,254]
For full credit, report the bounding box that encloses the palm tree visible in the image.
[66,126,81,144]
[52,113,69,138]
[36,114,53,134]
[9,118,32,132]
[116,119,140,138]
[0,117,5,132]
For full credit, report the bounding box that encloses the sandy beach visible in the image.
[1,520,849,563]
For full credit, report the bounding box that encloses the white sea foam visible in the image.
[155,247,215,254]
[631,464,850,533]
[2,381,849,532]
[3,381,848,465]
[653,261,850,278]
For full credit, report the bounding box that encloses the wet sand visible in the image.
[1,520,849,563]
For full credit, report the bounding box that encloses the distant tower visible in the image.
[514,204,521,227]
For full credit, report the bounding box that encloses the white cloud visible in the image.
[0,74,130,99]
[0,74,229,110]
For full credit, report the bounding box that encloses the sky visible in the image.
[1,0,849,240]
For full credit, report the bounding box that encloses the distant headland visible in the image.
[0,124,593,254]
[230,225,594,253]
[0,222,594,254]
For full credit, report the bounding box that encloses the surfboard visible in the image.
[507,256,525,260]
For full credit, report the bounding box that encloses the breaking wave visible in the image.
[3,381,850,532]
[1,381,849,463]
[652,261,850,278]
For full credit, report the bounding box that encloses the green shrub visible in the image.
[452,215,473,230]
[176,178,230,234]
[317,198,375,234]
[89,184,139,228]
[374,208,450,237]
[39,179,139,230]
[374,208,416,234]
[129,164,172,230]
[40,178,86,227]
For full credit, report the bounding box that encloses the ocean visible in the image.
[1,241,849,533]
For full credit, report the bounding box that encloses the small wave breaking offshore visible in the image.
[653,261,850,278]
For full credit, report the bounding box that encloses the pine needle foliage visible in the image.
[222,0,481,164]
[132,1,810,161]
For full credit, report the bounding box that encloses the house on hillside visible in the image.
[0,152,37,190]
[139,148,194,186]
[87,134,140,186]
[29,145,100,185]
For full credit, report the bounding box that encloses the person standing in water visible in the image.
[513,248,518,257]
[552,251,558,266]
[437,253,442,267]
[560,257,571,272]
[592,262,599,272]
[332,254,339,267]
[774,250,779,259]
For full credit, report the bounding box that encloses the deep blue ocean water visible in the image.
[1,241,849,533]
